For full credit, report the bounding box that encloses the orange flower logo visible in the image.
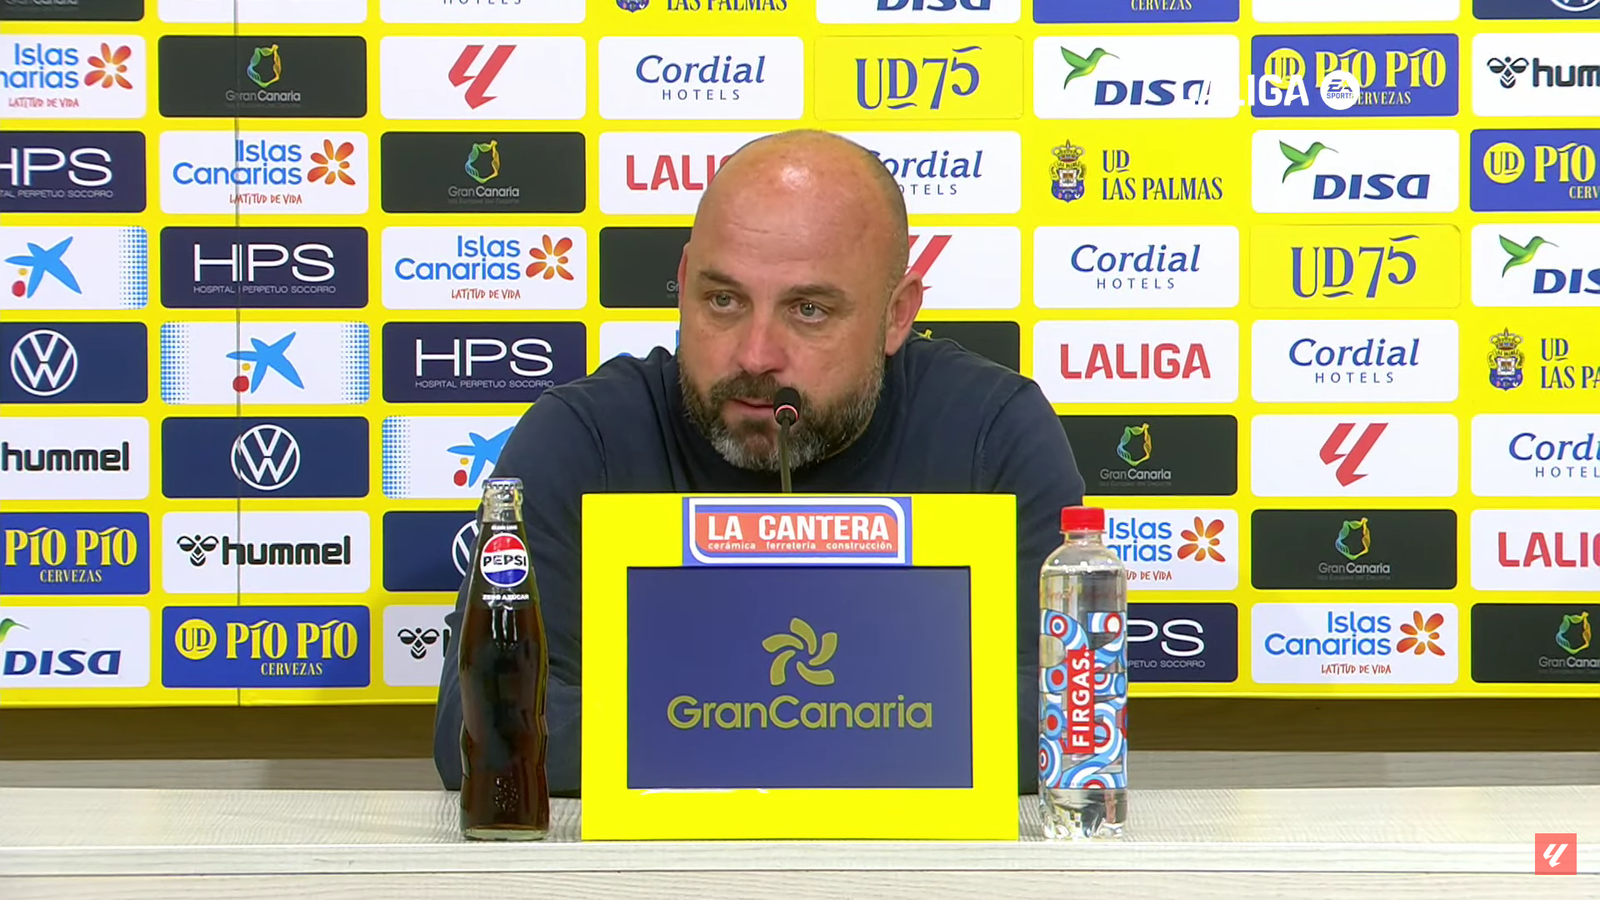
[526,235,574,281]
[307,140,356,186]
[1396,611,1446,656]
[1177,517,1226,563]
[84,44,133,90]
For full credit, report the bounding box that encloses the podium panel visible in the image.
[581,493,1018,841]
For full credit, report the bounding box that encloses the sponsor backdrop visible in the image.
[0,0,1596,708]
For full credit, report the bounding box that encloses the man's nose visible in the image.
[732,306,789,376]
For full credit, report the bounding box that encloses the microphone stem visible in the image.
[779,422,792,493]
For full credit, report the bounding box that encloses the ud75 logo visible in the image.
[684,496,911,565]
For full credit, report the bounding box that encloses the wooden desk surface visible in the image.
[2,786,1596,899]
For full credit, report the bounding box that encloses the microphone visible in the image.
[773,386,801,493]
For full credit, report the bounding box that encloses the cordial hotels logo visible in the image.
[0,227,147,309]
[1248,34,1458,119]
[161,0,369,22]
[382,603,455,688]
[159,131,367,215]
[1471,414,1600,497]
[1251,603,1458,685]
[844,130,1022,214]
[599,37,805,120]
[1250,319,1459,403]
[1033,226,1240,309]
[1252,0,1458,20]
[0,36,146,119]
[378,0,586,24]
[0,131,146,213]
[1249,414,1460,498]
[380,415,520,500]
[817,37,1023,121]
[0,512,149,597]
[1103,510,1239,591]
[816,0,1021,24]
[161,511,371,595]
[1474,33,1600,119]
[0,605,150,688]
[1032,0,1239,24]
[378,37,586,121]
[599,131,761,215]
[1251,129,1460,213]
[159,322,370,406]
[1471,128,1600,214]
[1472,510,1600,592]
[1032,35,1242,120]
[382,227,587,311]
[1032,319,1240,404]
[1472,224,1600,307]
[907,227,1022,311]
[0,416,148,501]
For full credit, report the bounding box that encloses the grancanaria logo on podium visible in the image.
[665,617,933,731]
[762,617,836,686]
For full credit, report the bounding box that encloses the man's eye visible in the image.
[708,292,736,309]
[796,302,825,320]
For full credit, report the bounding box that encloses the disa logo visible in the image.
[667,616,933,731]
[1252,129,1460,213]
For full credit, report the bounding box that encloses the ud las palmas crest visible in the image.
[1489,328,1524,391]
[1051,138,1086,203]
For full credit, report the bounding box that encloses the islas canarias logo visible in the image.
[665,617,933,731]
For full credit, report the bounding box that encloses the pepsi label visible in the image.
[479,532,529,589]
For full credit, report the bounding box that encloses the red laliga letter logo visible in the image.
[1535,832,1577,875]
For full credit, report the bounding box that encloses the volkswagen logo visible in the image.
[451,519,480,577]
[9,329,78,398]
[231,423,301,491]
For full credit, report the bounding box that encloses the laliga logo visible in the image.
[762,617,837,687]
[478,533,528,588]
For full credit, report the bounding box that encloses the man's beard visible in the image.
[680,353,886,474]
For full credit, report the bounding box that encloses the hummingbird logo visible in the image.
[0,618,27,644]
[1279,141,1335,183]
[762,617,837,687]
[1060,47,1116,89]
[1498,235,1553,277]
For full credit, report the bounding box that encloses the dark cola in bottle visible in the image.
[459,476,550,840]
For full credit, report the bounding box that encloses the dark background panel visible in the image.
[0,0,143,19]
[1059,415,1238,497]
[158,36,367,118]
[380,132,586,214]
[599,226,689,309]
[1472,604,1600,684]
[1251,509,1457,590]
[911,320,1019,371]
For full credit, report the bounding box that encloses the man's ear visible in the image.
[882,269,925,356]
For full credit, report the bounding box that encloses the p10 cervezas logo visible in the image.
[685,497,910,565]
[1473,129,1600,213]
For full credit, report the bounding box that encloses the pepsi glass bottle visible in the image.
[458,477,550,840]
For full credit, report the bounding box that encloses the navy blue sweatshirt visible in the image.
[432,333,1086,796]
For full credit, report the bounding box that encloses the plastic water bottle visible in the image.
[1038,505,1129,841]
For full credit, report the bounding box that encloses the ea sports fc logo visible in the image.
[478,533,528,588]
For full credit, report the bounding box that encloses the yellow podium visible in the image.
[581,493,1019,841]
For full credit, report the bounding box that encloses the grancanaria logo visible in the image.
[665,617,932,731]
[762,617,836,686]
[1557,611,1592,656]
[248,44,282,89]
[1335,517,1371,561]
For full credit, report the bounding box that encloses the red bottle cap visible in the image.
[1061,506,1105,533]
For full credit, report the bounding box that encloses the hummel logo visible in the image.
[762,617,837,687]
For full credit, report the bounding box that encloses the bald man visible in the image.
[432,130,1086,797]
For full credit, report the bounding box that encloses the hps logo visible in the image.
[762,617,837,686]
